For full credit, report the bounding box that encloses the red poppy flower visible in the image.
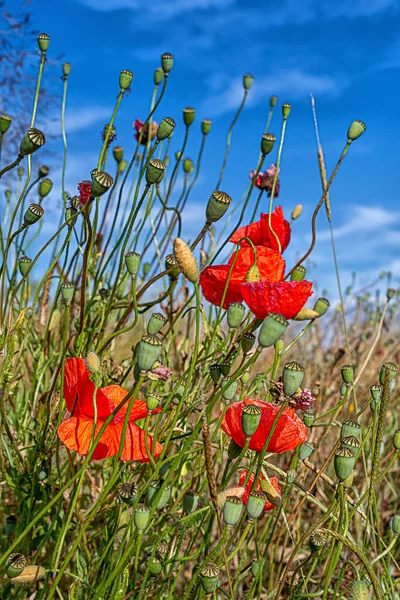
[241,279,313,320]
[78,181,92,206]
[199,246,285,309]
[58,358,162,462]
[229,207,291,253]
[133,118,158,145]
[221,398,307,453]
[238,470,281,511]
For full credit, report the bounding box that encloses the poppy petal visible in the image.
[199,265,243,309]
[238,470,281,510]
[62,358,111,418]
[229,220,264,246]
[259,207,291,252]
[228,246,285,283]
[241,280,313,320]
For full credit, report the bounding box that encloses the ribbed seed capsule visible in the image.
[147,480,171,510]
[10,565,46,586]
[309,529,327,552]
[201,118,212,135]
[206,190,232,223]
[136,335,162,372]
[219,363,231,376]
[91,171,113,197]
[118,481,138,506]
[183,107,195,126]
[146,393,161,411]
[313,297,330,317]
[61,282,74,304]
[165,253,180,279]
[243,73,254,90]
[290,265,306,281]
[350,580,370,599]
[379,362,398,385]
[119,69,133,90]
[99,287,109,301]
[242,404,261,437]
[200,563,220,594]
[261,133,276,155]
[242,333,256,354]
[334,447,356,481]
[209,364,221,384]
[62,62,71,77]
[341,435,360,451]
[299,442,314,461]
[303,410,315,427]
[146,159,166,184]
[221,377,237,402]
[369,384,382,402]
[282,361,305,396]
[258,313,288,348]
[183,489,200,514]
[154,67,164,85]
[134,505,150,532]
[24,204,44,226]
[246,491,266,519]
[341,420,361,440]
[227,302,245,328]
[19,128,46,156]
[347,120,366,141]
[37,32,50,52]
[0,114,12,134]
[161,52,173,73]
[5,553,27,578]
[38,178,53,198]
[157,117,176,140]
[341,364,354,384]
[125,251,141,277]
[223,496,243,527]
[147,313,166,335]
[18,256,32,277]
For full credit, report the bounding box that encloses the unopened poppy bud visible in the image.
[341,435,360,452]
[349,580,370,599]
[0,114,12,134]
[259,479,281,507]
[85,351,101,375]
[261,133,276,156]
[250,559,260,577]
[5,553,27,578]
[5,189,11,200]
[200,563,220,594]
[173,238,199,283]
[183,107,195,127]
[146,158,166,185]
[227,302,245,328]
[154,67,164,85]
[125,251,141,277]
[62,62,71,77]
[290,265,306,282]
[341,365,354,384]
[18,256,32,277]
[341,420,361,440]
[61,282,74,304]
[175,151,182,161]
[113,146,124,162]
[242,404,262,437]
[303,410,314,427]
[227,438,242,460]
[165,253,180,279]
[282,361,305,396]
[243,73,254,90]
[137,335,162,372]
[340,382,348,397]
[39,178,53,198]
[147,480,171,510]
[282,103,291,118]
[347,120,366,141]
[161,52,174,74]
[202,118,212,135]
[206,190,232,223]
[299,441,314,461]
[379,362,397,385]
[134,505,150,532]
[5,515,17,536]
[183,157,194,174]
[270,95,278,107]
[209,364,221,383]
[241,370,250,383]
[37,33,50,52]
[222,377,237,402]
[91,171,113,197]
[219,363,231,376]
[183,489,199,514]
[148,558,163,576]
[147,313,166,335]
[118,481,138,505]
[313,297,330,317]
[334,447,355,481]
[10,565,46,585]
[119,69,133,90]
[157,117,176,140]
[242,333,256,354]
[391,514,400,536]
[17,166,24,178]
[291,204,303,220]
[20,128,46,156]
[223,496,243,527]
[309,529,327,553]
[246,490,266,519]
[258,313,288,348]
[393,430,400,451]
[38,164,49,178]
[24,203,44,226]
[146,393,161,411]
[118,159,127,173]
[387,288,396,300]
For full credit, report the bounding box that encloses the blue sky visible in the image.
[12,0,400,298]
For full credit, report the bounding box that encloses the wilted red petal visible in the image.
[241,280,313,320]
[238,470,281,511]
[229,207,291,253]
[78,181,92,206]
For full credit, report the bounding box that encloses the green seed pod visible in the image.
[39,178,53,198]
[61,282,74,304]
[66,205,78,227]
[209,364,221,384]
[387,288,396,300]
[282,361,305,396]
[379,362,398,385]
[270,95,278,107]
[5,189,11,200]
[242,333,256,354]
[0,114,12,134]
[200,563,219,594]
[165,254,180,279]
[183,107,195,127]
[17,166,24,179]
[36,460,48,481]
[334,447,355,481]
[148,558,163,576]
[370,384,382,403]
[241,370,250,384]
[206,190,232,223]
[201,118,212,135]
[299,442,314,461]
[18,256,32,277]
[260,133,276,156]
[282,103,291,118]
[303,410,315,427]
[62,62,71,77]
[219,363,231,377]
[340,382,348,397]
[91,171,113,197]
[347,120,366,142]
[227,438,242,460]
[134,505,150,532]
[38,164,49,178]
[242,404,262,437]
[313,297,330,317]
[99,287,109,301]
[24,203,44,226]
[137,335,162,372]
[147,480,171,510]
[309,529,327,553]
[146,393,161,411]
[19,128,46,156]
[246,490,266,519]
[146,159,166,185]
[118,481,138,506]
[341,420,361,440]
[5,552,27,578]
[147,313,166,335]
[390,514,400,536]
[118,159,127,173]
[341,364,354,384]
[172,384,185,406]
[157,117,176,140]
[113,146,124,162]
[183,489,200,514]
[243,73,254,90]
[156,540,169,559]
[37,33,50,52]
[161,52,174,74]
[154,67,164,85]
[290,265,306,282]
[287,469,296,484]
[183,158,194,174]
[393,430,400,451]
[258,313,288,348]
[5,515,17,536]
[341,435,360,452]
[125,251,141,277]
[221,377,238,402]
[350,579,370,600]
[223,496,243,527]
[251,559,259,577]
[227,302,246,328]
[119,69,133,90]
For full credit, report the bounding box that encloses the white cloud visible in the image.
[79,0,235,17]
[318,205,400,242]
[41,106,113,137]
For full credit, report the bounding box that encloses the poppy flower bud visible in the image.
[242,333,256,354]
[282,361,305,396]
[5,515,17,536]
[347,120,366,141]
[137,335,162,372]
[309,529,327,553]
[0,114,12,134]
[303,410,314,427]
[334,447,355,481]
[246,490,266,519]
[291,204,303,221]
[379,362,397,385]
[5,553,27,578]
[270,95,278,108]
[219,362,231,376]
[227,438,242,460]
[175,151,182,161]
[387,287,396,300]
[173,238,199,283]
[147,558,162,576]
[165,253,180,279]
[243,73,254,90]
[62,62,71,77]
[118,481,138,506]
[223,496,243,527]
[5,189,11,200]
[161,52,174,74]
[147,480,171,510]
[341,435,360,452]
[147,313,166,335]
[393,430,400,451]
[341,420,361,440]
[222,377,237,402]
[91,171,113,197]
[18,166,24,178]
[39,178,53,198]
[118,159,127,173]
[259,479,281,507]
[154,67,164,86]
[61,282,74,304]
[242,404,261,437]
[146,393,161,411]
[125,251,141,277]
[209,364,221,383]
[246,264,260,282]
[183,107,195,127]
[20,128,46,156]
[299,441,314,461]
[341,365,354,384]
[134,505,150,532]
[146,158,166,185]
[206,190,232,223]
[340,383,348,397]
[157,117,176,140]
[241,370,250,383]
[183,158,194,174]
[391,514,400,536]
[349,580,370,599]
[85,351,101,375]
[290,265,306,282]
[119,69,133,90]
[10,565,46,586]
[113,146,124,162]
[258,313,288,348]
[201,118,212,135]
[24,203,44,226]
[18,256,32,277]
[260,133,276,156]
[313,297,330,317]
[183,489,200,514]
[37,33,50,52]
[282,103,291,118]
[227,302,245,328]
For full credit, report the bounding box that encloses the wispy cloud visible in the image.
[79,0,235,18]
[40,106,112,137]
[318,205,400,242]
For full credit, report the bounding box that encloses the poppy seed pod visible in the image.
[99,288,109,301]
[387,287,396,300]
[313,297,330,317]
[113,146,124,162]
[209,364,221,383]
[299,441,314,461]
[5,553,27,578]
[157,117,176,140]
[154,67,164,85]
[341,420,361,440]
[258,313,288,348]
[137,335,162,372]
[290,265,306,282]
[24,203,44,226]
[147,480,171,510]
[340,383,348,397]
[246,490,267,519]
[18,166,24,178]
[125,251,141,277]
[206,190,232,223]
[219,363,231,376]
[39,178,53,198]
[91,171,113,197]
[173,238,199,283]
[66,206,78,227]
[5,515,17,536]
[341,364,354,384]
[118,159,127,173]
[146,393,161,411]
[227,302,246,328]
[119,69,133,90]
[222,377,238,402]
[18,256,32,277]
[200,563,220,594]
[334,447,356,481]
[161,52,174,73]
[165,253,180,279]
[10,565,46,586]
[282,103,291,118]
[341,435,360,452]
[148,558,163,576]
[38,164,49,178]
[134,505,150,532]
[0,114,12,134]
[282,361,305,396]
[303,410,315,427]
[347,120,366,141]
[261,133,276,156]
[242,404,262,437]
[37,33,50,52]
[183,107,195,127]
[291,204,303,220]
[242,333,256,354]
[223,496,243,527]
[241,370,250,383]
[147,313,166,335]
[118,481,138,506]
[309,529,327,553]
[62,62,71,77]
[391,514,400,536]
[270,95,278,107]
[393,430,400,451]
[379,362,398,385]
[243,73,254,90]
[146,158,166,185]
[5,189,11,200]
[183,157,194,174]
[201,118,212,135]
[61,282,74,304]
[19,128,46,156]
[183,489,200,514]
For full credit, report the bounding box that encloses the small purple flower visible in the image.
[148,362,172,382]
[248,164,280,197]
[293,387,315,411]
